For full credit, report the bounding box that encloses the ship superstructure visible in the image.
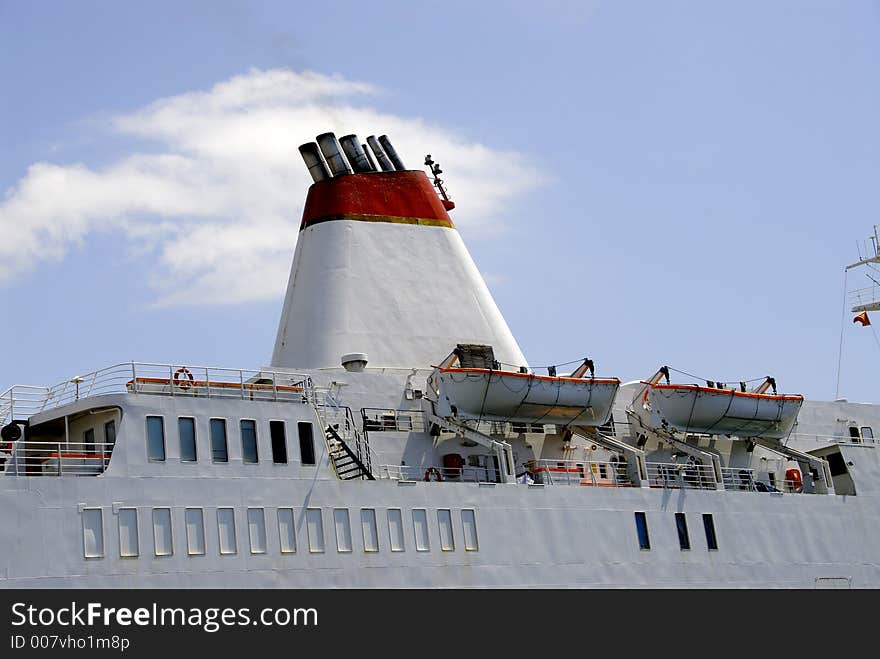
[1,132,878,588]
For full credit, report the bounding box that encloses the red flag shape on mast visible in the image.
[854,311,871,326]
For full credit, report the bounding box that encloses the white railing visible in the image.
[849,285,880,310]
[362,408,427,433]
[3,441,115,477]
[646,461,717,490]
[721,467,757,491]
[1,385,51,425]
[1,362,313,425]
[788,431,876,446]
[377,464,502,483]
[527,459,632,487]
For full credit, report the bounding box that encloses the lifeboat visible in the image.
[639,367,803,439]
[431,349,620,426]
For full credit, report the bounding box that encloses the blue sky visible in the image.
[1,0,879,401]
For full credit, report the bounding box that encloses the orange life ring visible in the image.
[173,367,194,389]
[424,467,443,482]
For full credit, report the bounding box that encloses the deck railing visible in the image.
[646,461,717,490]
[1,362,313,425]
[2,441,115,476]
[528,459,632,487]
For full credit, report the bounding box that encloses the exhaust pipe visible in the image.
[298,142,332,183]
[366,135,394,172]
[378,135,406,170]
[339,135,374,173]
[316,132,352,176]
[361,143,377,171]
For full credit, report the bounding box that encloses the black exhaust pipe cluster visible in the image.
[298,132,407,183]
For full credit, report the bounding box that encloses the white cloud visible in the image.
[0,69,544,306]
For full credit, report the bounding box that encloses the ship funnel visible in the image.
[339,135,375,173]
[316,132,352,177]
[298,142,332,183]
[378,135,406,170]
[366,135,394,172]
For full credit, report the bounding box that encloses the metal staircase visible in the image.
[313,386,375,481]
[325,425,375,481]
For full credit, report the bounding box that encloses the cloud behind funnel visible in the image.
[0,69,545,307]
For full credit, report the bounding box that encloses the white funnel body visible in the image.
[271,167,526,370]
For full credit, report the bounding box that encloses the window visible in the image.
[185,508,206,556]
[438,509,455,552]
[240,420,258,464]
[247,508,267,554]
[298,422,316,465]
[861,426,874,441]
[413,509,430,552]
[334,509,352,553]
[703,514,718,551]
[270,420,288,464]
[361,509,379,553]
[83,428,95,453]
[306,508,325,553]
[210,418,228,463]
[152,508,173,557]
[388,509,405,552]
[178,417,197,463]
[768,472,777,488]
[278,508,296,553]
[218,508,237,555]
[146,416,165,462]
[118,508,138,558]
[634,512,650,550]
[849,426,861,442]
[675,513,690,550]
[462,509,479,551]
[104,420,116,447]
[82,508,104,559]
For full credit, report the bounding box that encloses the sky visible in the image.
[1,0,879,402]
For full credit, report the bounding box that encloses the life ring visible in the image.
[173,367,194,390]
[424,467,443,482]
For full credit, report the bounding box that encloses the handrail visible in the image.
[1,362,312,425]
[3,441,115,477]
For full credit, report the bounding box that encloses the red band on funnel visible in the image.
[300,171,455,230]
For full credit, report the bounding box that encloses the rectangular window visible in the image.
[185,508,206,556]
[82,508,104,559]
[278,508,296,553]
[218,508,237,555]
[361,509,379,553]
[462,509,479,551]
[240,420,258,464]
[270,420,288,464]
[83,428,95,453]
[298,422,316,465]
[635,512,651,550]
[104,420,116,448]
[438,509,455,552]
[118,508,138,558]
[146,416,166,462]
[413,509,430,552]
[334,509,352,553]
[210,418,228,463]
[247,508,267,554]
[675,513,690,550]
[388,509,405,552]
[306,508,325,553]
[152,508,173,557]
[703,514,718,551]
[178,417,197,462]
[861,426,874,441]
